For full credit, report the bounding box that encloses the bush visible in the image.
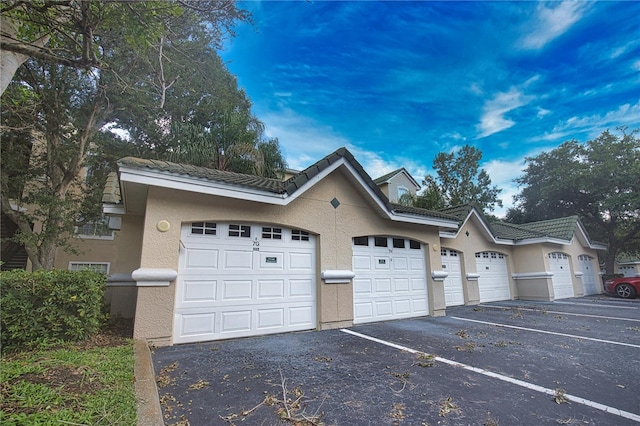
[1,269,107,351]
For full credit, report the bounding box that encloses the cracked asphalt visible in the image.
[152,295,640,425]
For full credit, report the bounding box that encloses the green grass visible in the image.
[1,339,136,425]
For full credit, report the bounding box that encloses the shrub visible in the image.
[1,269,107,351]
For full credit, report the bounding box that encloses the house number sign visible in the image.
[253,238,260,251]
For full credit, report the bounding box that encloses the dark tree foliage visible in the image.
[507,129,640,273]
[414,145,502,212]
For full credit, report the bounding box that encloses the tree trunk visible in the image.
[604,248,618,275]
[0,17,50,96]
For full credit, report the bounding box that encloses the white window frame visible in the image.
[68,262,110,274]
[74,215,115,240]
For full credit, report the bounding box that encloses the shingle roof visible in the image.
[439,204,474,221]
[373,168,421,189]
[373,168,404,184]
[114,148,458,225]
[489,221,548,241]
[391,203,461,222]
[439,204,598,244]
[118,157,287,194]
[518,216,579,241]
[101,172,121,203]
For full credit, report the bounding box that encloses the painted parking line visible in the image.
[340,328,640,423]
[451,317,640,349]
[478,304,640,322]
[553,301,639,310]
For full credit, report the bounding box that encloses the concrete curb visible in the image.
[134,340,164,426]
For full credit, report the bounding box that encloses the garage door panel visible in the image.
[395,299,411,314]
[257,279,285,298]
[354,278,372,294]
[354,302,373,319]
[476,252,511,302]
[375,278,392,293]
[393,257,408,270]
[409,258,424,271]
[289,252,313,270]
[185,248,219,270]
[353,237,428,324]
[442,249,464,306]
[258,252,284,269]
[175,223,317,344]
[394,278,410,292]
[375,300,393,317]
[579,255,599,295]
[257,309,284,329]
[224,250,253,269]
[221,310,252,333]
[222,279,252,300]
[549,253,573,299]
[353,256,371,270]
[181,279,217,303]
[289,306,314,326]
[411,277,426,291]
[374,257,391,271]
[179,312,216,337]
[289,279,314,297]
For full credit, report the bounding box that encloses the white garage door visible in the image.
[578,255,600,296]
[476,252,511,302]
[549,252,574,299]
[353,236,428,324]
[441,248,464,306]
[174,222,316,344]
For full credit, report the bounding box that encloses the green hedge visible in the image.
[0,269,107,351]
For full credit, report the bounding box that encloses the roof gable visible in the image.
[111,148,459,229]
[439,204,605,249]
[373,168,421,190]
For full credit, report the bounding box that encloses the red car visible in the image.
[604,276,640,299]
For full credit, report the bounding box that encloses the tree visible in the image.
[0,1,249,95]
[0,1,252,270]
[416,145,502,211]
[507,129,640,273]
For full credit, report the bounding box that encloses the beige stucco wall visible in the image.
[511,244,554,301]
[133,167,444,344]
[386,173,418,202]
[53,215,144,318]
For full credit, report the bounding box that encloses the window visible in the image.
[374,237,388,247]
[392,238,405,249]
[292,230,310,241]
[262,227,282,239]
[229,224,251,238]
[409,240,421,250]
[74,215,113,239]
[69,262,109,274]
[353,236,369,246]
[191,222,217,235]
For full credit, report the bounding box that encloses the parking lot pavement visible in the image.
[152,298,640,425]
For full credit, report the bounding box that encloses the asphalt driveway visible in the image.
[152,295,640,425]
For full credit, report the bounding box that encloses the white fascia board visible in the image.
[118,165,289,205]
[513,237,570,246]
[338,161,457,228]
[442,210,497,241]
[575,223,607,250]
[391,212,458,229]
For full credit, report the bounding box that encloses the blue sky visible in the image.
[221,1,640,215]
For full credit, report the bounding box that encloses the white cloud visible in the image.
[544,101,640,141]
[520,1,590,50]
[482,157,529,217]
[477,87,532,138]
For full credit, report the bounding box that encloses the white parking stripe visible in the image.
[553,301,639,310]
[340,328,640,423]
[478,304,640,322]
[451,317,640,349]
